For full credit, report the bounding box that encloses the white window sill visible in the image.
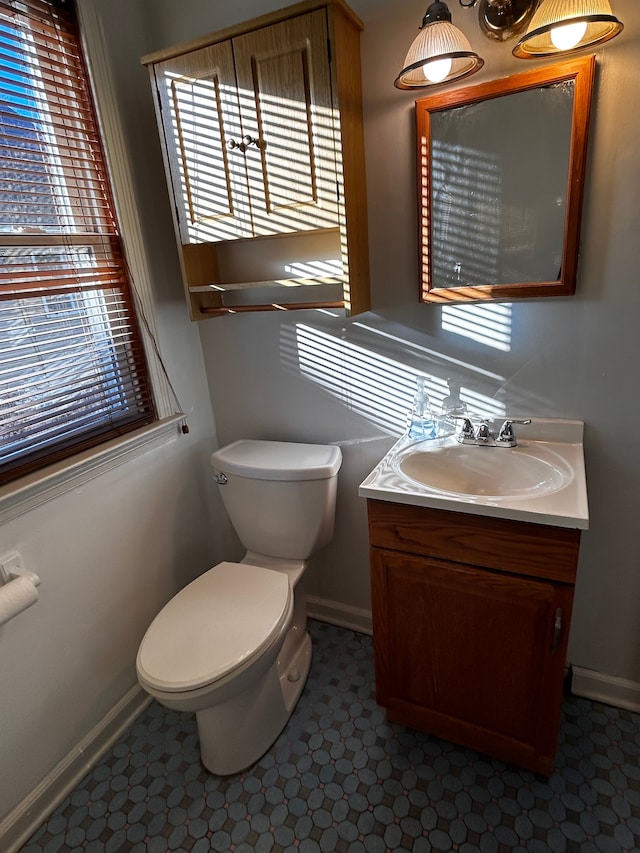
[0,416,184,526]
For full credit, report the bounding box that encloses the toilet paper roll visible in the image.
[0,576,39,627]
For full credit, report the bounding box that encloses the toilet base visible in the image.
[196,629,312,775]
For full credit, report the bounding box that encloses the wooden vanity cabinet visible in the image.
[367,499,582,775]
[142,0,370,319]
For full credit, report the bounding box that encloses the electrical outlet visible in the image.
[0,553,23,585]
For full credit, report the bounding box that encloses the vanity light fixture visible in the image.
[397,1,624,88]
[459,0,539,43]
[513,0,623,58]
[394,1,484,89]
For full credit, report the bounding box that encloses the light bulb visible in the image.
[550,20,587,51]
[423,57,452,84]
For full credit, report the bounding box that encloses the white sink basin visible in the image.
[358,419,589,529]
[397,444,570,498]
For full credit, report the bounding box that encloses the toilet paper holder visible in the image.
[0,557,41,627]
[4,566,41,588]
[0,553,40,589]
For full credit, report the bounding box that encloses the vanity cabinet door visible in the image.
[154,42,253,244]
[232,9,339,237]
[371,547,574,775]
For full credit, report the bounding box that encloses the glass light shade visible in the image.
[395,19,483,89]
[513,0,623,58]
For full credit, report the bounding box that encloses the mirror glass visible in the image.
[416,56,595,303]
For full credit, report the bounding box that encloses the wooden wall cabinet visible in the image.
[142,0,370,319]
[367,499,582,775]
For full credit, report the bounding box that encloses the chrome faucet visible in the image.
[454,417,531,448]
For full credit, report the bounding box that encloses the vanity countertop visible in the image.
[358,419,589,530]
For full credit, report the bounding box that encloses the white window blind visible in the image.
[0,0,155,484]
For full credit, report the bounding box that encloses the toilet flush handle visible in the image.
[213,472,228,485]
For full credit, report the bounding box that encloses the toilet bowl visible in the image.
[136,439,341,775]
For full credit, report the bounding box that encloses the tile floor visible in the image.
[20,621,640,853]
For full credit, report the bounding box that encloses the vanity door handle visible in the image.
[551,607,563,655]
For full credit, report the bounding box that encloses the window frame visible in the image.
[0,0,179,516]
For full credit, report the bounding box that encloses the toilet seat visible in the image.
[136,562,291,694]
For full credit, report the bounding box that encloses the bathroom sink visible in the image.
[397,444,570,498]
[358,419,589,529]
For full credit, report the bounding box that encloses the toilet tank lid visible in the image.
[211,439,342,481]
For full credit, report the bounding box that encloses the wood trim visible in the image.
[370,547,392,707]
[198,300,344,316]
[141,0,363,66]
[0,234,109,247]
[367,499,581,584]
[416,54,596,304]
[188,279,343,292]
[416,54,595,113]
[328,2,370,315]
[181,243,221,287]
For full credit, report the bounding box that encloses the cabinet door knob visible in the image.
[226,138,246,152]
[242,134,261,149]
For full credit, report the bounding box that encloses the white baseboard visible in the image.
[0,685,151,853]
[308,595,372,636]
[571,665,640,713]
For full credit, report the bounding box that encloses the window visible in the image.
[0,0,155,485]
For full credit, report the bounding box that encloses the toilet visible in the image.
[136,439,342,775]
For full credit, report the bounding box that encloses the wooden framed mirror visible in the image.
[416,55,595,303]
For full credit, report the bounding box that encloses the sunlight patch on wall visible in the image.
[285,260,343,278]
[442,303,512,352]
[352,321,506,382]
[289,324,505,434]
[462,388,506,421]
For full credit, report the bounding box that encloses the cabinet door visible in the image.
[232,9,340,238]
[371,548,574,774]
[154,42,252,243]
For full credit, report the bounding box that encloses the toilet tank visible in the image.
[210,440,342,560]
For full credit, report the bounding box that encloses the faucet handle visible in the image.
[496,418,531,447]
[450,416,475,443]
[475,421,492,443]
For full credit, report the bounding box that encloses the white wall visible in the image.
[143,0,640,684]
[1,0,639,829]
[0,0,235,825]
